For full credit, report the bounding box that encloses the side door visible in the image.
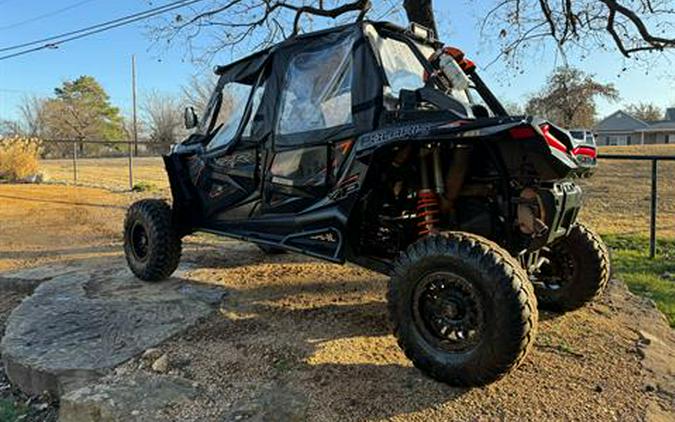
[264,32,356,215]
[192,72,268,222]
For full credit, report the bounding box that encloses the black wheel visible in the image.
[124,199,181,282]
[533,223,610,311]
[256,244,286,255]
[388,232,538,387]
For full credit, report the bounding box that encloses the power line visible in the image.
[0,0,205,60]
[0,0,203,53]
[0,0,99,31]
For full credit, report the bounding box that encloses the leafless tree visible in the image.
[143,90,185,153]
[0,95,46,138]
[0,120,23,137]
[525,67,620,128]
[624,102,665,121]
[148,0,400,61]
[479,0,675,67]
[147,1,674,67]
[502,100,524,116]
[403,0,435,33]
[18,95,47,137]
[181,74,217,115]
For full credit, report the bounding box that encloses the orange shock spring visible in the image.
[416,189,440,236]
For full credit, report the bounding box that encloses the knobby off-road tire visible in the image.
[124,199,182,282]
[535,223,610,312]
[388,232,538,387]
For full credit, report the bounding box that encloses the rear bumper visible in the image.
[571,145,597,176]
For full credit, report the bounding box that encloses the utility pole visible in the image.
[132,54,138,157]
[129,54,137,190]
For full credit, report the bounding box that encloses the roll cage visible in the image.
[181,20,508,156]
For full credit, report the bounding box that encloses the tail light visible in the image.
[572,146,597,158]
[509,124,572,156]
[540,124,567,153]
[509,126,537,140]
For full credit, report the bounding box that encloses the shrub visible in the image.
[0,137,42,181]
[132,181,157,192]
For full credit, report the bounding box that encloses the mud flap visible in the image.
[539,182,582,244]
[163,154,202,235]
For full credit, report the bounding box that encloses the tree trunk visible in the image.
[403,0,437,35]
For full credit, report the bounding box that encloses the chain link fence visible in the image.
[39,139,172,191]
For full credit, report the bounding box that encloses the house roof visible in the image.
[638,119,675,132]
[595,110,649,132]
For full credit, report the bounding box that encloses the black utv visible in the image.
[124,21,610,387]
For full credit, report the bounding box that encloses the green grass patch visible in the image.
[0,398,27,421]
[602,234,675,327]
[131,181,157,192]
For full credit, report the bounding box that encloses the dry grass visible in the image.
[0,137,41,181]
[579,144,675,238]
[40,144,675,237]
[40,156,169,192]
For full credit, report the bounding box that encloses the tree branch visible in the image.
[599,0,675,57]
[403,0,436,34]
[288,0,371,35]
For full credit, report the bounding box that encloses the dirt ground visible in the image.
[0,183,673,421]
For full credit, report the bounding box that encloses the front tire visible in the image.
[534,223,610,311]
[124,199,181,282]
[388,233,538,387]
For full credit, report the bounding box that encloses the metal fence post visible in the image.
[72,140,78,184]
[649,159,658,259]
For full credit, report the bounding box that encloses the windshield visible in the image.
[570,131,585,140]
[206,82,254,151]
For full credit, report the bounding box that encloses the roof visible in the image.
[213,20,437,77]
[595,109,675,134]
[595,110,649,132]
[638,120,675,132]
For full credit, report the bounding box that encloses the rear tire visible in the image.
[388,232,538,387]
[124,199,181,282]
[534,223,610,311]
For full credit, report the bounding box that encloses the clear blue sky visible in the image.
[1,0,674,122]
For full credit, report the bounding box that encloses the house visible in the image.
[594,108,675,146]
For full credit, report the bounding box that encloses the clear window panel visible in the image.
[207,82,253,151]
[277,36,354,135]
[377,37,426,97]
[242,81,266,138]
[271,146,328,186]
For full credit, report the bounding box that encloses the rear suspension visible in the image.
[417,190,440,236]
[416,146,443,236]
